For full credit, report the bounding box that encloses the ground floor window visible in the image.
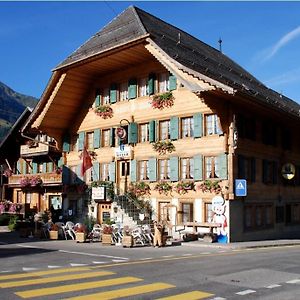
[203,200,213,223]
[244,203,274,230]
[286,203,300,224]
[158,201,170,222]
[179,202,193,223]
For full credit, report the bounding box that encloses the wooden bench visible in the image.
[182,222,221,243]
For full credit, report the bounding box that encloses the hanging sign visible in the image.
[116,127,127,140]
[281,163,295,180]
[92,187,106,200]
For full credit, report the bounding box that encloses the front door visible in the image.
[117,160,130,193]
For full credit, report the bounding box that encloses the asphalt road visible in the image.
[0,233,300,299]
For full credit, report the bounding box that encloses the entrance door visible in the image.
[117,160,130,193]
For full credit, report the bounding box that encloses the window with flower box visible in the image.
[138,160,150,181]
[244,203,274,230]
[102,88,110,105]
[159,120,170,140]
[159,159,170,180]
[119,82,128,101]
[158,72,169,93]
[139,77,148,97]
[181,117,194,138]
[204,156,219,179]
[180,158,194,180]
[205,114,222,135]
[139,123,149,143]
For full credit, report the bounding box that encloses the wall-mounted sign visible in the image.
[116,127,127,140]
[92,187,105,200]
[281,163,295,180]
[115,145,132,159]
[235,179,247,197]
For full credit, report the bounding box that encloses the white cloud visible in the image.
[265,68,300,87]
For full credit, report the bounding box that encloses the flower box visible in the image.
[151,92,174,110]
[122,235,133,248]
[94,105,113,119]
[76,232,86,243]
[49,230,58,240]
[102,233,113,245]
[152,140,175,155]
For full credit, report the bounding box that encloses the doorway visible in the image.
[117,160,130,193]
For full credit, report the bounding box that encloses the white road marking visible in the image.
[92,261,105,264]
[58,250,128,260]
[236,289,256,295]
[70,263,88,267]
[162,255,174,258]
[16,244,38,249]
[211,297,227,300]
[200,252,211,255]
[22,267,38,271]
[0,270,11,273]
[266,284,281,288]
[287,279,300,284]
[182,253,192,256]
[112,259,127,263]
[48,265,61,269]
[139,257,153,260]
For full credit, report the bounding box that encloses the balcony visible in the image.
[8,173,62,186]
[20,142,59,158]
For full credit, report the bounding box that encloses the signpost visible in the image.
[235,179,247,197]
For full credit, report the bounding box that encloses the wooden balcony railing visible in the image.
[20,142,58,157]
[8,173,62,186]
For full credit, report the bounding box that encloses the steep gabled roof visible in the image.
[56,6,300,118]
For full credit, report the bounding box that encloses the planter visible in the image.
[122,235,133,248]
[49,230,58,240]
[76,232,86,243]
[102,234,113,245]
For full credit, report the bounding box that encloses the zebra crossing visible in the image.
[0,266,214,300]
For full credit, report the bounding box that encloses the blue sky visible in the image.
[1,1,300,103]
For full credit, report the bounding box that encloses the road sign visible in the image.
[235,179,247,197]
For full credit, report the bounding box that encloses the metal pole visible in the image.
[0,165,3,201]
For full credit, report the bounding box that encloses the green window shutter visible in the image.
[128,78,137,99]
[170,156,179,182]
[62,166,70,184]
[78,132,85,151]
[193,155,203,181]
[109,161,116,182]
[32,162,38,174]
[130,160,137,182]
[93,129,101,149]
[193,113,203,138]
[148,158,157,182]
[218,153,228,180]
[251,158,256,182]
[110,83,117,104]
[47,162,53,173]
[170,117,179,140]
[17,161,21,174]
[58,157,64,168]
[42,163,47,173]
[109,128,115,147]
[238,155,245,178]
[62,133,70,152]
[149,120,157,143]
[22,161,26,175]
[169,74,177,91]
[94,89,101,107]
[93,161,100,181]
[148,73,156,95]
[128,122,138,144]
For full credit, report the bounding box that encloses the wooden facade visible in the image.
[23,6,300,242]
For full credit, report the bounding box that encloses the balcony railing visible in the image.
[20,142,58,157]
[8,173,62,186]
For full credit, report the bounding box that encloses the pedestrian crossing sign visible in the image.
[235,179,247,197]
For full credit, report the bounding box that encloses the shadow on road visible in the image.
[0,246,57,258]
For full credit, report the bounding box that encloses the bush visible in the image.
[8,215,19,231]
[0,214,10,225]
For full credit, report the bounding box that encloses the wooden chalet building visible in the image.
[24,6,300,242]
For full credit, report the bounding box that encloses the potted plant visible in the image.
[197,180,222,194]
[128,182,151,198]
[102,224,113,245]
[94,104,113,119]
[30,176,43,187]
[154,181,173,196]
[49,223,59,240]
[20,177,31,188]
[75,223,87,243]
[151,92,174,110]
[122,226,133,248]
[152,140,175,155]
[174,181,195,195]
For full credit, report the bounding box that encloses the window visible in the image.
[181,202,193,223]
[139,123,149,143]
[159,159,170,180]
[237,114,256,140]
[138,160,149,181]
[205,114,222,135]
[102,129,110,147]
[158,201,171,222]
[181,117,194,138]
[203,201,213,223]
[281,128,291,151]
[204,156,219,179]
[25,161,32,174]
[139,77,148,97]
[120,82,128,101]
[262,160,278,185]
[86,132,94,150]
[71,134,78,151]
[180,158,194,180]
[101,163,110,181]
[158,72,169,93]
[25,193,32,204]
[38,162,43,173]
[159,120,170,140]
[238,156,256,183]
[86,165,97,183]
[102,88,110,104]
[262,121,277,146]
[244,204,274,230]
[286,203,300,224]
[17,191,22,204]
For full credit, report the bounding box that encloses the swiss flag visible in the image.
[81,146,92,176]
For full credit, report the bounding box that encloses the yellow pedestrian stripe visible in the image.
[66,282,175,300]
[1,270,114,288]
[156,290,214,300]
[0,267,91,281]
[15,276,142,298]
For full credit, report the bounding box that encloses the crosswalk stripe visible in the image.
[66,282,175,300]
[0,267,91,281]
[156,290,214,299]
[1,271,114,288]
[15,276,142,298]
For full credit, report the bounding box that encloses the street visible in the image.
[0,233,300,299]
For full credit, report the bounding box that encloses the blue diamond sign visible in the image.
[235,179,247,197]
